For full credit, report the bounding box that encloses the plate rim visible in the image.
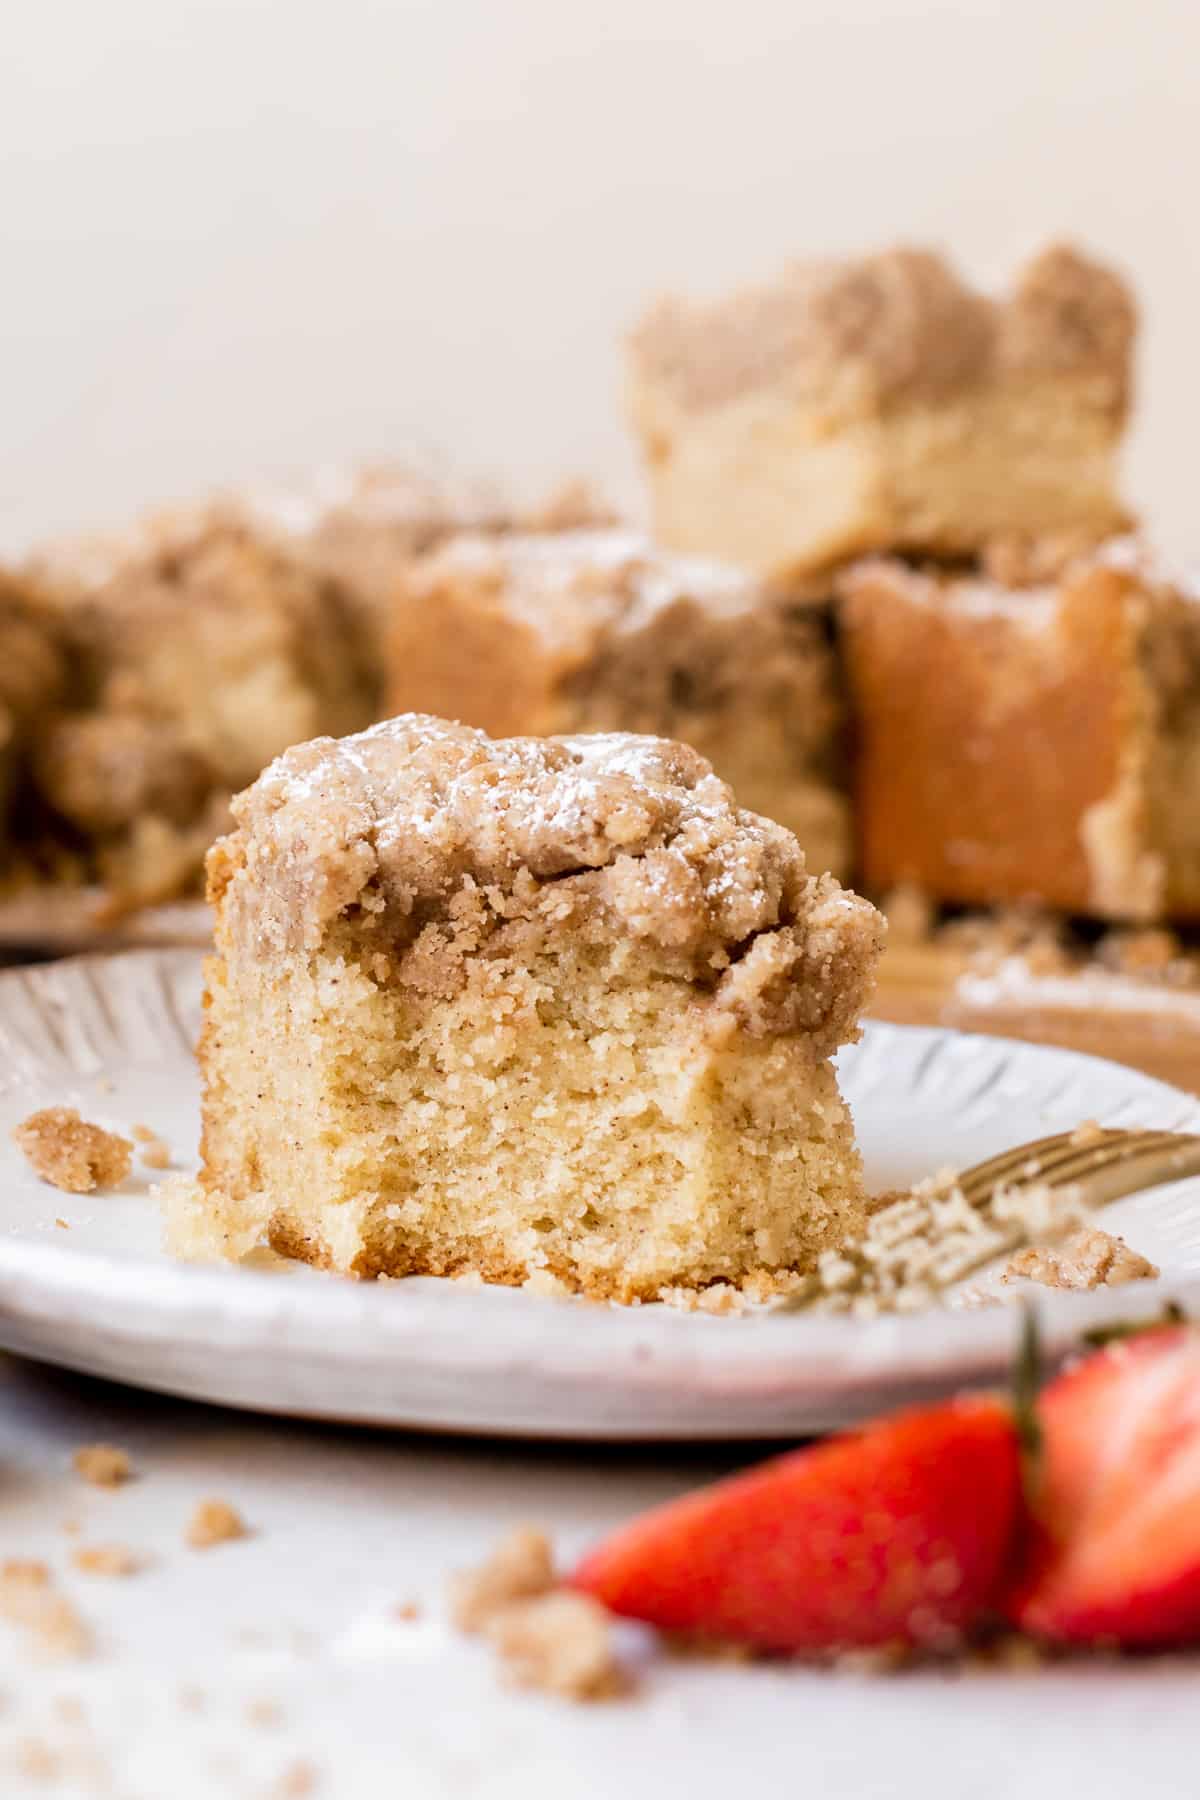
[0,946,1197,1437]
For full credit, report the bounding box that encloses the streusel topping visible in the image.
[211,715,882,1044]
[631,241,1134,416]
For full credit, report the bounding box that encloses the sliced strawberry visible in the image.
[572,1395,1019,1655]
[1008,1325,1200,1647]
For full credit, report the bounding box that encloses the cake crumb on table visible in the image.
[70,1544,141,1578]
[0,1562,92,1662]
[393,1600,422,1622]
[449,1527,556,1634]
[449,1530,632,1702]
[486,1590,628,1702]
[246,1697,284,1729]
[14,1108,132,1194]
[72,1444,132,1488]
[1003,1226,1159,1290]
[71,1447,132,1490]
[270,1760,320,1798]
[185,1498,248,1549]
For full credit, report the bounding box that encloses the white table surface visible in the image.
[0,1354,1196,1799]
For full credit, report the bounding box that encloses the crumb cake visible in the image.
[0,571,64,853]
[628,242,1134,583]
[386,528,850,878]
[186,715,883,1299]
[237,462,612,676]
[27,514,375,905]
[840,540,1200,922]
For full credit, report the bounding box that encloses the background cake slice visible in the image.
[25,511,376,907]
[386,528,850,880]
[628,242,1135,585]
[185,715,884,1301]
[840,540,1200,922]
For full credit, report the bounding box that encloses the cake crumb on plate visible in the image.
[14,1108,132,1194]
[1003,1226,1159,1290]
[132,1122,171,1168]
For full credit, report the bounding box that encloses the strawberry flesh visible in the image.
[572,1395,1019,1655]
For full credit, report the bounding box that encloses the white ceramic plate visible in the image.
[0,948,1197,1440]
[0,888,209,955]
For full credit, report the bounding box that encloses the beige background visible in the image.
[4,0,1196,554]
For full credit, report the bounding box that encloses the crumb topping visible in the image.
[72,1444,133,1488]
[630,240,1133,417]
[212,715,882,1047]
[14,1109,132,1194]
[404,528,765,649]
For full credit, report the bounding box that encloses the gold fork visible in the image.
[957,1127,1200,1212]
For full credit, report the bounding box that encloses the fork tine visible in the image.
[957,1128,1200,1213]
[958,1128,1123,1195]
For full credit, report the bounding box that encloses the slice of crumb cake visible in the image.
[628,242,1134,584]
[182,715,884,1301]
[386,527,850,881]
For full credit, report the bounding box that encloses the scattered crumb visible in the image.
[486,1590,629,1701]
[95,1078,114,1095]
[522,1270,570,1299]
[880,884,936,945]
[72,1443,132,1488]
[449,1527,556,1634]
[186,1498,248,1549]
[2,1560,49,1587]
[1003,1227,1159,1291]
[662,1629,756,1664]
[52,1696,85,1726]
[776,1171,1093,1318]
[246,1697,284,1729]
[832,1644,913,1676]
[450,1269,485,1291]
[71,1544,142,1578]
[1095,926,1196,986]
[964,1633,1048,1674]
[131,1123,171,1169]
[659,1281,748,1315]
[393,1600,423,1622]
[177,1685,207,1714]
[14,1108,133,1194]
[0,1562,92,1662]
[54,1218,68,1231]
[270,1761,320,1798]
[1068,1119,1106,1147]
[14,1736,60,1781]
[61,1519,82,1538]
